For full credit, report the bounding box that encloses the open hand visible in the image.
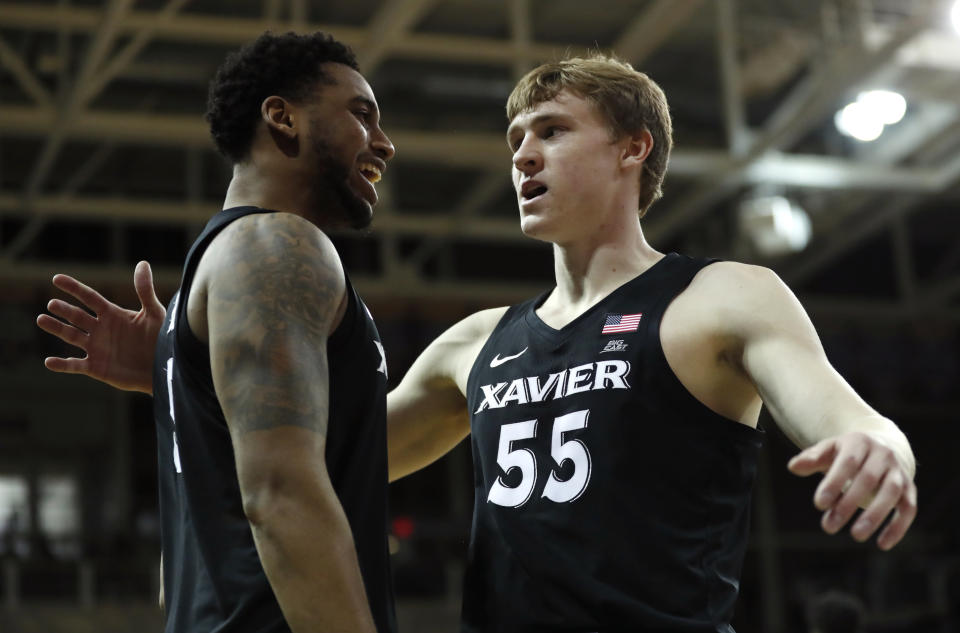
[788,430,917,550]
[36,261,166,394]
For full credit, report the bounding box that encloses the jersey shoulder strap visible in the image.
[171,206,273,363]
[466,290,546,395]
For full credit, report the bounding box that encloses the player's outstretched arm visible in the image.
[715,263,916,550]
[36,260,165,394]
[387,307,505,482]
[204,213,376,633]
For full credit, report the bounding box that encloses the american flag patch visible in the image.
[601,312,642,334]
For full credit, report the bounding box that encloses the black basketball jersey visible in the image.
[462,253,763,633]
[153,207,396,633]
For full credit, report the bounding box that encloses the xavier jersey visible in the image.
[153,207,396,633]
[463,253,763,633]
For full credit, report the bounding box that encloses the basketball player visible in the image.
[387,55,917,631]
[39,32,396,633]
[40,54,916,631]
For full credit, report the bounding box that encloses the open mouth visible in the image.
[358,162,382,184]
[522,184,548,201]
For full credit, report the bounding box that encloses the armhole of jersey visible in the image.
[327,275,358,352]
[464,302,528,400]
[174,290,205,368]
[171,207,271,373]
[648,257,762,440]
[647,255,720,316]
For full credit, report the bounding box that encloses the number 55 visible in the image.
[487,409,592,508]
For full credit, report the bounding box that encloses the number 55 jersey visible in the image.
[463,254,763,633]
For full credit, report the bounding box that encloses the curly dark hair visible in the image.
[205,31,359,163]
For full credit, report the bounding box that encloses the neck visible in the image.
[549,213,661,310]
[222,162,330,228]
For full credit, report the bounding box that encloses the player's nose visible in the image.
[512,137,542,175]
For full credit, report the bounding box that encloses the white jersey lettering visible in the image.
[526,371,565,402]
[475,382,509,414]
[565,363,595,396]
[477,361,632,412]
[592,360,631,390]
[500,378,529,406]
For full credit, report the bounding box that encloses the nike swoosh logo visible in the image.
[490,347,528,368]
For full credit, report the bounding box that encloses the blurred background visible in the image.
[1,0,959,631]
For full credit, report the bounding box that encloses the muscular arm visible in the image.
[708,263,916,549]
[202,213,375,632]
[387,307,505,481]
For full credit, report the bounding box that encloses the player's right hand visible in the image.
[36,260,165,395]
[788,430,917,551]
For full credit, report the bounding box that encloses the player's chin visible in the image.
[518,213,556,243]
[329,175,373,228]
[345,199,374,230]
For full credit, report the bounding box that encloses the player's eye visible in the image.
[543,126,563,138]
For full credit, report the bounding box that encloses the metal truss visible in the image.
[0,0,958,319]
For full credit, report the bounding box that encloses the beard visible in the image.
[311,137,373,231]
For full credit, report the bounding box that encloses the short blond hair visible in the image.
[507,54,673,216]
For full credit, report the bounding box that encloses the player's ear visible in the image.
[261,96,297,140]
[621,128,653,169]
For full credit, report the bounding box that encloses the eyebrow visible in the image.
[506,112,569,144]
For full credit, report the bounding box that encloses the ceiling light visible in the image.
[858,90,907,125]
[952,0,960,36]
[834,90,907,142]
[738,196,812,256]
[834,102,884,142]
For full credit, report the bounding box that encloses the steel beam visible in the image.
[405,171,511,269]
[508,0,533,80]
[716,0,749,155]
[612,0,707,65]
[262,0,281,20]
[1,141,117,259]
[741,153,941,191]
[1,106,954,189]
[7,255,960,320]
[0,260,547,304]
[782,123,960,286]
[289,0,306,26]
[783,194,915,286]
[23,0,134,200]
[357,0,441,73]
[0,3,583,67]
[646,2,939,244]
[0,193,526,241]
[0,36,52,107]
[76,0,192,107]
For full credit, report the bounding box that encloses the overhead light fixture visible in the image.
[738,195,812,257]
[858,90,907,125]
[834,90,907,142]
[834,102,885,142]
[952,0,960,36]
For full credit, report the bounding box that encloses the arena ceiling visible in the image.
[1,0,959,318]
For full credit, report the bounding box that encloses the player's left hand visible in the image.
[787,430,917,550]
[36,260,164,394]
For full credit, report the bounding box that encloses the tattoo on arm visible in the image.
[207,214,344,436]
